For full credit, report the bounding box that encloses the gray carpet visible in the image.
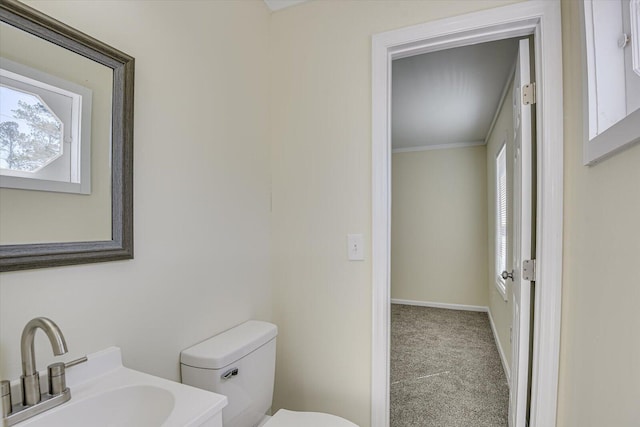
[390,304,509,427]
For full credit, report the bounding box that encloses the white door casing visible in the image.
[371,2,564,427]
[510,38,534,427]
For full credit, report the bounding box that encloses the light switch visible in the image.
[347,234,364,261]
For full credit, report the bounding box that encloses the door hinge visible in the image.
[522,259,536,281]
[522,82,536,105]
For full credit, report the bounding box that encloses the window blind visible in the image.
[496,144,507,284]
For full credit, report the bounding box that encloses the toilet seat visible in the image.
[263,409,358,427]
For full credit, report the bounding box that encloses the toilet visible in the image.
[180,321,358,427]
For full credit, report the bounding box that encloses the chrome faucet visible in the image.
[20,317,68,406]
[1,317,74,427]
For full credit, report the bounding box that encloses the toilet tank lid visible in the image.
[180,320,277,369]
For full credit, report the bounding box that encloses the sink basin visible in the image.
[23,385,174,427]
[12,347,227,427]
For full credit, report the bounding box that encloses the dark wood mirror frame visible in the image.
[0,0,134,271]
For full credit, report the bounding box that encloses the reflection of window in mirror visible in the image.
[0,58,92,193]
[583,0,640,165]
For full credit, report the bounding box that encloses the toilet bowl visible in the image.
[264,409,357,427]
[180,321,357,427]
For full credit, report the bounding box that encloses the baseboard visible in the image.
[390,298,488,312]
[487,308,511,386]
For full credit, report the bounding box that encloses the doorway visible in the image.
[371,2,564,427]
[389,36,522,426]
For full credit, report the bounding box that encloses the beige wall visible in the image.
[557,1,640,425]
[391,147,488,307]
[271,1,640,425]
[486,79,515,370]
[0,0,272,387]
[269,1,520,426]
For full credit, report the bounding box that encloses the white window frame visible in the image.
[0,57,92,194]
[581,0,640,165]
[495,142,508,300]
[632,0,640,76]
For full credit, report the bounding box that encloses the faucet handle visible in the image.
[64,356,87,369]
[47,363,66,396]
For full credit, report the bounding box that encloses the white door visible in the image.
[509,38,534,427]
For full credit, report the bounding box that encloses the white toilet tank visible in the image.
[181,321,278,427]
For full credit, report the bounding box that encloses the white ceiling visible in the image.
[263,0,309,12]
[392,38,520,150]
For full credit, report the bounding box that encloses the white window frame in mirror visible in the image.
[0,57,92,193]
[581,0,640,166]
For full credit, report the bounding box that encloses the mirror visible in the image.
[0,0,134,271]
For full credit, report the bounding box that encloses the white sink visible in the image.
[12,347,227,427]
[23,385,174,426]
